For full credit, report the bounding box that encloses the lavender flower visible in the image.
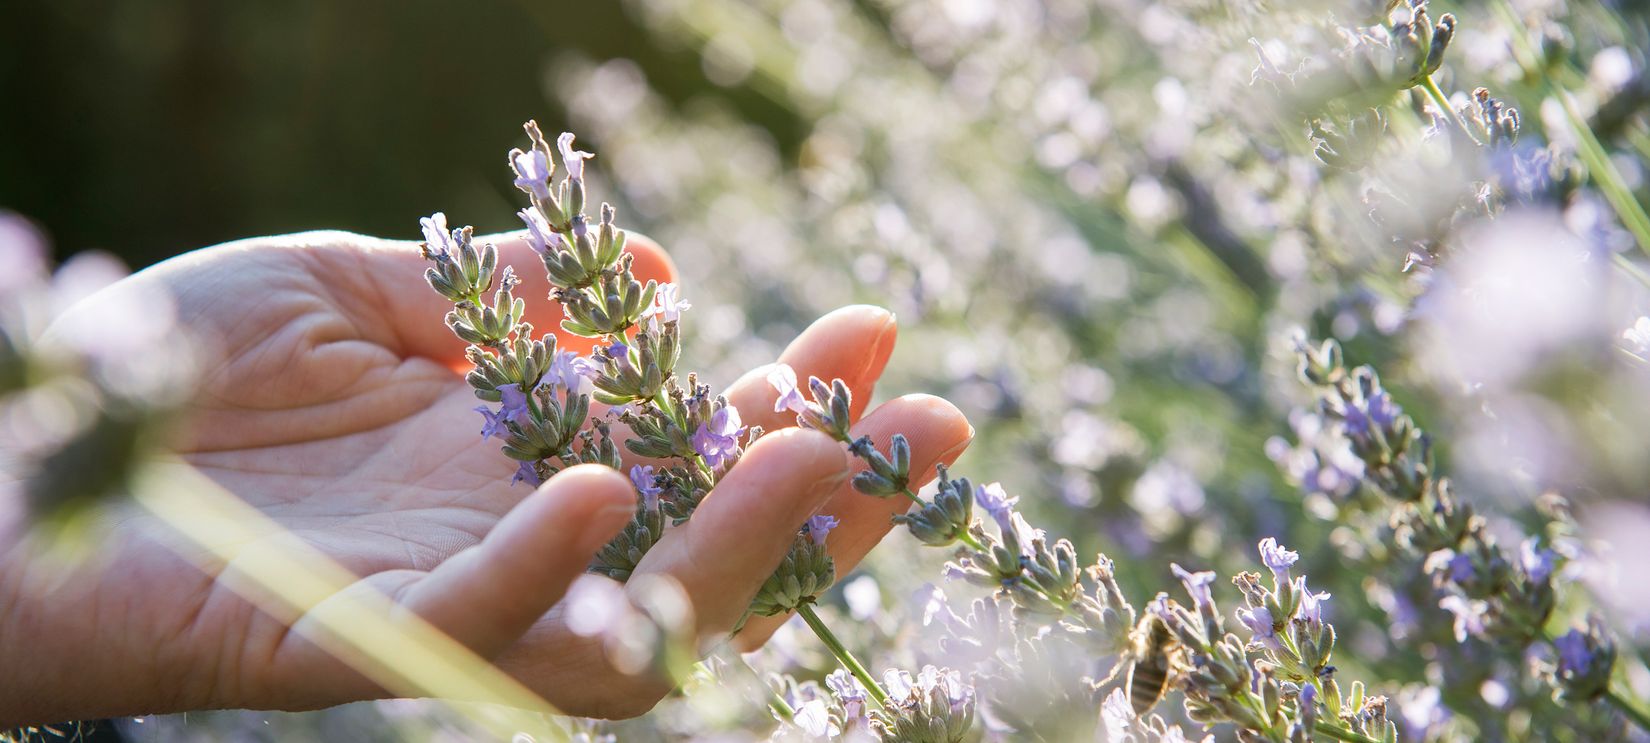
[497,382,530,423]
[475,404,510,440]
[1553,630,1595,675]
[630,464,663,510]
[419,212,454,259]
[974,482,1018,534]
[1520,539,1556,584]
[1447,552,1476,583]
[793,699,838,738]
[1258,537,1299,584]
[572,354,605,381]
[1438,595,1488,642]
[691,405,745,470]
[558,132,593,182]
[519,207,561,257]
[1006,512,1046,559]
[1100,688,1134,741]
[826,669,871,725]
[512,149,554,201]
[1171,563,1217,610]
[641,282,691,325]
[1297,581,1330,629]
[512,460,543,488]
[768,363,808,414]
[1342,386,1403,445]
[542,349,586,393]
[1237,605,1282,651]
[605,341,633,373]
[806,514,840,546]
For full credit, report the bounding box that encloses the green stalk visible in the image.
[898,486,989,553]
[795,603,891,709]
[1490,0,1650,259]
[1605,687,1650,732]
[1555,88,1650,259]
[768,686,798,722]
[1420,75,1480,145]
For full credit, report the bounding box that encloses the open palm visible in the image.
[1,230,972,725]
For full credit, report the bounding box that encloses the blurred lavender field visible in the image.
[9,0,1650,740]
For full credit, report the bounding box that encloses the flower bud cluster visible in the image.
[868,666,977,743]
[1262,0,1457,110]
[1284,335,1614,715]
[777,666,977,743]
[749,516,839,617]
[418,121,761,582]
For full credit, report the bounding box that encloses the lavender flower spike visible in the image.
[767,363,809,414]
[512,149,554,201]
[1171,563,1218,609]
[557,132,593,182]
[1258,537,1299,583]
[807,514,840,546]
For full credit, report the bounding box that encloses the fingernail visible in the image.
[792,468,850,523]
[857,310,899,382]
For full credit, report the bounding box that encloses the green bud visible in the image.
[748,536,835,616]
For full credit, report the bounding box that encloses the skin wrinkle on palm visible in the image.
[127,460,570,742]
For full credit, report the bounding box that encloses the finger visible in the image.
[262,465,635,707]
[724,305,898,434]
[397,464,636,657]
[733,393,973,650]
[637,428,850,634]
[352,229,678,364]
[490,428,850,718]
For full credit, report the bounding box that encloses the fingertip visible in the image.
[747,427,852,483]
[880,394,973,451]
[542,464,638,551]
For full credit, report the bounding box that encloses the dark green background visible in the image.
[0,1,800,270]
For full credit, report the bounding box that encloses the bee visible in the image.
[1099,601,1189,716]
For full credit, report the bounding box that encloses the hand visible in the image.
[0,229,972,724]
